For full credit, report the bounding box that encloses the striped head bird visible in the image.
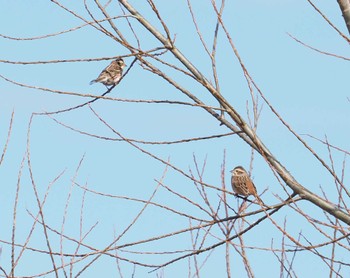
[230,166,268,207]
[90,58,126,86]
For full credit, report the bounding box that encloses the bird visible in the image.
[90,58,126,86]
[230,166,268,207]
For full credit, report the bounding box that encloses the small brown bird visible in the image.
[230,166,267,207]
[90,58,126,86]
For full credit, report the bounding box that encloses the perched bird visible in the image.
[230,166,267,207]
[90,58,126,86]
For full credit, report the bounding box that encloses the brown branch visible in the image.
[287,33,350,61]
[0,47,164,65]
[0,110,14,166]
[10,154,26,277]
[74,181,208,222]
[47,113,238,144]
[0,15,134,41]
[306,0,350,42]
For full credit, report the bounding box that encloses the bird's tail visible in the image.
[256,195,271,209]
[89,80,96,85]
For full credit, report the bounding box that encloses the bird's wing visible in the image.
[105,62,117,73]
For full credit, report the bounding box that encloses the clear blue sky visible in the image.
[1,1,349,277]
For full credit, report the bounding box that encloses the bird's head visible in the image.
[230,166,247,176]
[115,58,126,69]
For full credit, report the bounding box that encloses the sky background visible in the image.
[0,1,349,277]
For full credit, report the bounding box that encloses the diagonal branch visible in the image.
[118,0,350,225]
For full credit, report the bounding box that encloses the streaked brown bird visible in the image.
[230,166,267,207]
[90,58,126,86]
